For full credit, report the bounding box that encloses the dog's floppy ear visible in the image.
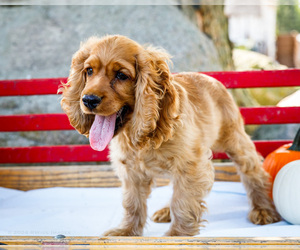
[131,46,180,149]
[59,38,98,137]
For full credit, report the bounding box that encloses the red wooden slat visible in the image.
[240,106,300,125]
[1,106,300,132]
[0,145,109,164]
[0,78,67,96]
[205,69,300,88]
[0,114,73,131]
[1,70,300,96]
[0,140,292,164]
[255,140,292,158]
[213,140,292,160]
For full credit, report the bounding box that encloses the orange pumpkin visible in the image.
[263,127,300,199]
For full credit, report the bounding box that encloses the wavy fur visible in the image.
[132,46,180,149]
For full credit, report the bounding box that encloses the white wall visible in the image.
[225,0,277,59]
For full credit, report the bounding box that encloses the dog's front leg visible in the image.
[165,159,214,236]
[103,168,152,236]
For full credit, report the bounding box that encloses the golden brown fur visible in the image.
[60,35,280,236]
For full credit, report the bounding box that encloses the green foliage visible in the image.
[277,1,300,33]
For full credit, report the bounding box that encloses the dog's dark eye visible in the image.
[86,67,93,76]
[116,72,129,81]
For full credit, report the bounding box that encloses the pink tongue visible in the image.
[89,114,116,151]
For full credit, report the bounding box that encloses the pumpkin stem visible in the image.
[288,127,300,151]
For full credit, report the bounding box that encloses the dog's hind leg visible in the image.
[221,124,281,225]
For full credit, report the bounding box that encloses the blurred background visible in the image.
[0,0,299,148]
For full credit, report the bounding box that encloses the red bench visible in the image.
[0,69,300,189]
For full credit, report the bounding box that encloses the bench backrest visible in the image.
[1,70,299,164]
[0,70,300,190]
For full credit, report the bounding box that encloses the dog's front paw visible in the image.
[151,207,171,223]
[103,227,142,236]
[249,206,281,225]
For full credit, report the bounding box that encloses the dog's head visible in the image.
[60,35,179,150]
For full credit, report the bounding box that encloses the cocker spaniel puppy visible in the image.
[60,35,280,236]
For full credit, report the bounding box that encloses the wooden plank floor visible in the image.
[0,163,240,191]
[0,236,300,249]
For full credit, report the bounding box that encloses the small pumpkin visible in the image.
[263,127,300,198]
[273,160,300,224]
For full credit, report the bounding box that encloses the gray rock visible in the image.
[0,5,222,147]
[0,5,221,80]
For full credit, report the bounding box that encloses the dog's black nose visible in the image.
[82,95,102,110]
